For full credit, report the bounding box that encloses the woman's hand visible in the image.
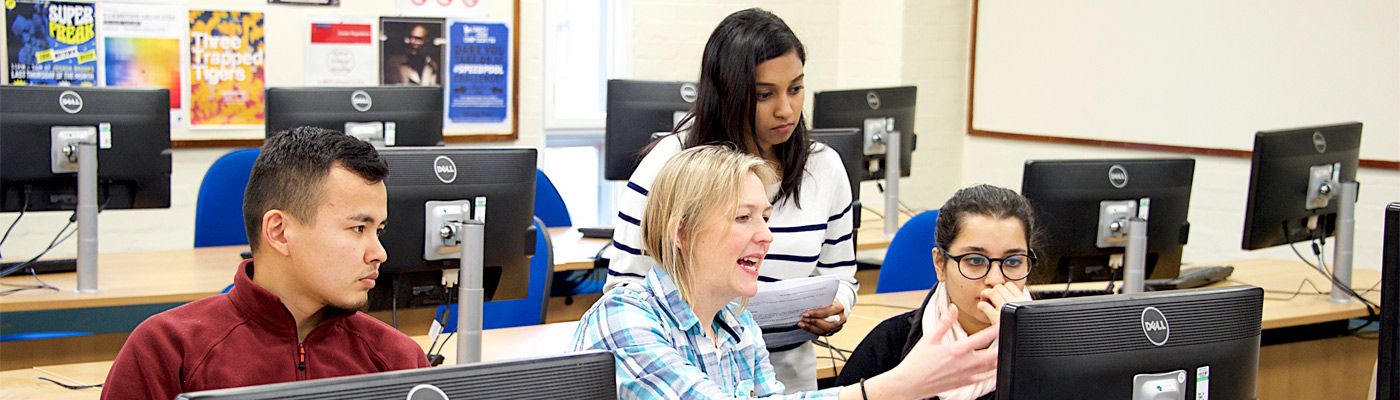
[798,301,846,336]
[977,283,1031,326]
[857,305,998,400]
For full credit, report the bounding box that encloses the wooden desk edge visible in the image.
[0,292,218,313]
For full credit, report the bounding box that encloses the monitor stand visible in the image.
[883,130,901,237]
[1329,181,1357,304]
[1098,198,1150,293]
[455,219,485,363]
[51,126,102,294]
[424,198,487,364]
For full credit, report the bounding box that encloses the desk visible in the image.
[0,228,599,313]
[4,258,1380,399]
[2,224,892,313]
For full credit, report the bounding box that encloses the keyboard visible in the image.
[1030,288,1115,299]
[0,258,77,275]
[1145,265,1234,291]
[577,226,615,239]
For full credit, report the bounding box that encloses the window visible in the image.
[542,0,629,227]
[543,0,629,130]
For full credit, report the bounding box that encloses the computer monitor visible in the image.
[812,86,917,180]
[1377,202,1399,399]
[0,86,171,212]
[997,285,1263,400]
[176,350,617,400]
[1240,122,1361,250]
[265,86,444,147]
[369,147,536,310]
[808,128,863,205]
[1021,159,1195,284]
[603,79,696,181]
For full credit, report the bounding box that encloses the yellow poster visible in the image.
[189,10,264,126]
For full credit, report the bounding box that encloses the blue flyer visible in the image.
[6,1,98,85]
[446,21,508,124]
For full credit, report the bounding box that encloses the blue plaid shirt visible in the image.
[571,267,842,399]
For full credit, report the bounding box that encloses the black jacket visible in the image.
[834,284,995,400]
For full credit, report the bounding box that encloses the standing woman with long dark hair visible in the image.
[603,8,857,391]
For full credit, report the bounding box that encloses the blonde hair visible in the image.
[642,145,779,305]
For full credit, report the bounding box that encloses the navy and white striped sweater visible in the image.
[602,134,859,315]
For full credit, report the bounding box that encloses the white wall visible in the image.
[960,1,1399,271]
[972,0,1400,161]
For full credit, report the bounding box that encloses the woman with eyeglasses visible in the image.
[835,184,1037,400]
[573,146,999,399]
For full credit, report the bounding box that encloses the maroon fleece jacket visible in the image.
[101,260,429,399]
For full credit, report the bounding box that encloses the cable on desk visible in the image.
[0,193,28,257]
[1282,221,1380,336]
[0,218,80,283]
[1257,278,1328,301]
[0,195,112,280]
[813,338,850,362]
[859,205,884,220]
[38,376,102,390]
[0,268,59,296]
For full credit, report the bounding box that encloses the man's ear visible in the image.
[262,210,294,257]
[931,247,947,283]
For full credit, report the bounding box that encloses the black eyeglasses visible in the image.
[940,248,1035,281]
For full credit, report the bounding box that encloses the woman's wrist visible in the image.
[860,373,913,400]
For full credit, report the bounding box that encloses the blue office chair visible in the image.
[533,169,606,298]
[876,210,940,293]
[534,169,572,228]
[437,217,554,331]
[194,148,260,248]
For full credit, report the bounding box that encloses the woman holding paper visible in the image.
[835,184,1038,400]
[573,146,998,399]
[603,8,856,391]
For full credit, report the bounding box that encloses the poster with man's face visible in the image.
[380,17,443,86]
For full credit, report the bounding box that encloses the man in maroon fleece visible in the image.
[102,127,429,399]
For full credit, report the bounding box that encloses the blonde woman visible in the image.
[605,9,858,390]
[572,146,998,399]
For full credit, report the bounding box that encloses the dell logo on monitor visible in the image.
[679,83,698,103]
[1312,131,1327,154]
[1140,307,1170,346]
[433,156,457,184]
[1108,165,1129,188]
[58,90,83,114]
[866,91,881,110]
[351,90,373,112]
[405,383,449,400]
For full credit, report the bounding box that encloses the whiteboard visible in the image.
[972,0,1399,162]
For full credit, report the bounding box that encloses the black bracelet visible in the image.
[859,378,869,400]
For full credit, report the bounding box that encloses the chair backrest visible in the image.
[481,217,554,329]
[194,148,261,248]
[534,169,572,228]
[876,210,940,293]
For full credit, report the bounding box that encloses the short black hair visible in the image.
[243,126,388,250]
[935,184,1039,255]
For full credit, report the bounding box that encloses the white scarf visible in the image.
[918,283,1031,400]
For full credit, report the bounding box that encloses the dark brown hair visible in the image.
[936,184,1039,255]
[243,126,387,249]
